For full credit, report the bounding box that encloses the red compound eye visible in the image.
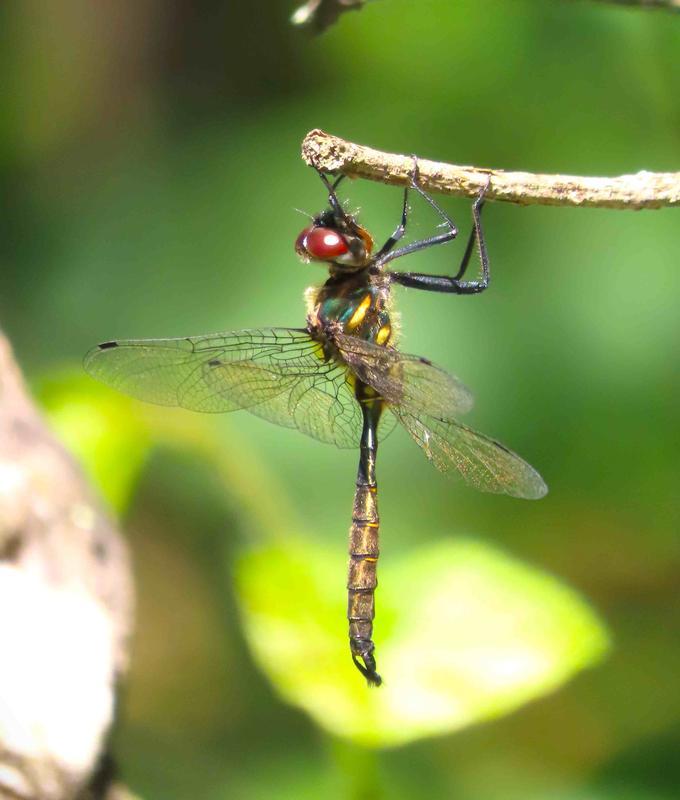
[301,227,349,260]
[295,227,312,255]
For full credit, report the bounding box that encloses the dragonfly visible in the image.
[85,163,547,687]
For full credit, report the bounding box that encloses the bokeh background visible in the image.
[1,1,678,798]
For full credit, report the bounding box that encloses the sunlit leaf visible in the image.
[236,536,609,748]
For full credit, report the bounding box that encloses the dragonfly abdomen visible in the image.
[348,485,380,681]
[347,384,383,686]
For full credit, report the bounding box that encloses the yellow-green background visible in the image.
[1,1,678,798]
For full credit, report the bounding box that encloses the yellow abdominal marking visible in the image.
[375,323,391,345]
[346,294,372,330]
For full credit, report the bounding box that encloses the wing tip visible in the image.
[515,473,549,501]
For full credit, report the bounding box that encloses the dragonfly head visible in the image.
[295,207,374,270]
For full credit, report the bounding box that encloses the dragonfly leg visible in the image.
[373,156,459,269]
[386,175,492,295]
[374,181,410,260]
[316,168,350,222]
[374,157,458,269]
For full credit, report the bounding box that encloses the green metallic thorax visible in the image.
[311,270,392,347]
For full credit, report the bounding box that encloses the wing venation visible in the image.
[84,327,368,447]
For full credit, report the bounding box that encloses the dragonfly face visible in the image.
[295,206,375,270]
[85,165,547,688]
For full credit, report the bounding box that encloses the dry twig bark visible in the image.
[302,129,680,211]
[585,0,680,9]
[291,0,679,34]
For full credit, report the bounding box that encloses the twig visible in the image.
[291,0,680,32]
[586,0,680,9]
[301,129,680,210]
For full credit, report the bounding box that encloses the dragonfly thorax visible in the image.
[308,276,393,347]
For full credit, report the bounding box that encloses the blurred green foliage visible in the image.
[2,0,679,798]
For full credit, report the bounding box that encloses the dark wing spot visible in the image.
[99,341,119,350]
[208,359,222,367]
[418,356,432,365]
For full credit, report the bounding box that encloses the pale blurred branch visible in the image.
[301,129,680,210]
[0,330,136,800]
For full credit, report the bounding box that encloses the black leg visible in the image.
[316,168,348,220]
[375,158,459,267]
[386,175,492,295]
[374,183,410,259]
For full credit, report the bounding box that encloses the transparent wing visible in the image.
[245,364,365,448]
[334,333,474,419]
[84,327,368,448]
[392,407,548,499]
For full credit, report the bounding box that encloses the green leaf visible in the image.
[236,536,609,748]
[38,373,152,514]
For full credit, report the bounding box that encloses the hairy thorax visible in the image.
[305,270,396,348]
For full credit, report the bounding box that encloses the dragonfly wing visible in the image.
[84,328,313,410]
[377,406,398,442]
[84,327,363,448]
[334,333,474,419]
[246,364,364,448]
[394,407,548,499]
